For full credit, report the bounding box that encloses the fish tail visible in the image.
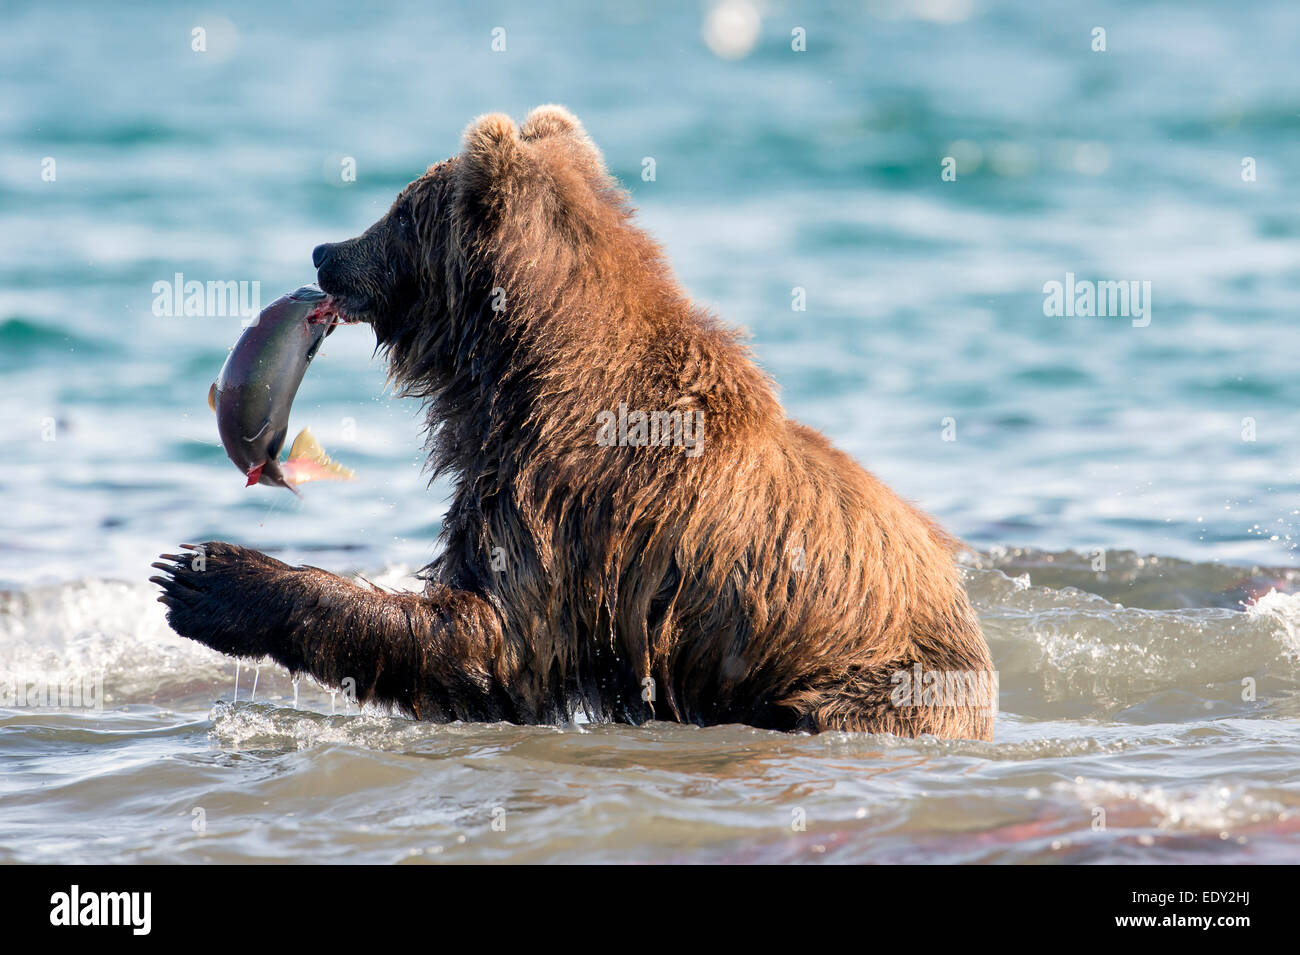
[281,427,356,486]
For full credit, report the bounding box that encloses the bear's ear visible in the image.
[521,104,607,174]
[458,112,532,198]
[520,104,581,141]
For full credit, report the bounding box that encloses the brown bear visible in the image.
[153,106,995,739]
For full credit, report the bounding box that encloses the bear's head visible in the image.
[312,105,634,389]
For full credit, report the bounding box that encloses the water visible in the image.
[3,0,1300,863]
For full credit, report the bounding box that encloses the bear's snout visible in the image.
[313,241,364,312]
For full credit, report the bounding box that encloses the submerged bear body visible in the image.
[155,106,995,740]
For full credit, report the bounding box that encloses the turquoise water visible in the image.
[3,1,1300,863]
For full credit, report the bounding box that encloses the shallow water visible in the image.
[3,553,1299,864]
[4,0,1300,863]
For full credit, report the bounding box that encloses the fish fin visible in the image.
[281,427,356,486]
[245,463,264,487]
[208,382,218,413]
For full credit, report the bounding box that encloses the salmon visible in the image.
[207,285,355,492]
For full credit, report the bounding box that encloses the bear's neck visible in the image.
[381,229,783,492]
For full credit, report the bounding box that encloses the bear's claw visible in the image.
[151,541,286,659]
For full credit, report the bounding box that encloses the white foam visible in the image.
[1061,778,1288,833]
[1245,589,1300,653]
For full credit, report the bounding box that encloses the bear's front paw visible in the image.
[151,542,287,658]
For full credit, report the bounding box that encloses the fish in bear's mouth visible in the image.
[206,285,361,492]
[304,294,360,330]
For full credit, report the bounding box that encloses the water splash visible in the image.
[1246,589,1300,654]
[5,553,1300,863]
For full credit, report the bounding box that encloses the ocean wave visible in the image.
[3,550,1299,727]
